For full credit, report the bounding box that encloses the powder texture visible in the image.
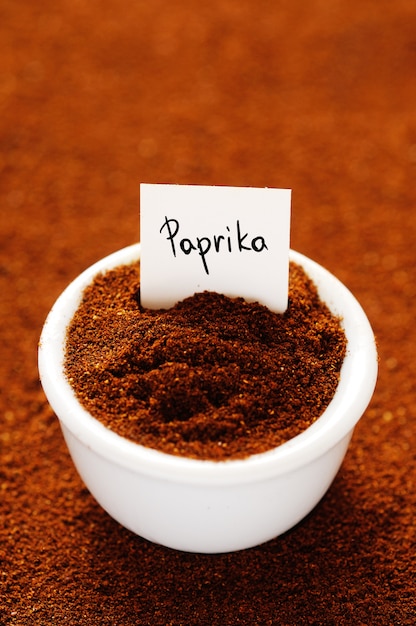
[64,262,346,460]
[3,1,415,622]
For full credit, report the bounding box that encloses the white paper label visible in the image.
[140,183,291,312]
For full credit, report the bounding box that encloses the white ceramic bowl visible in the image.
[38,244,378,553]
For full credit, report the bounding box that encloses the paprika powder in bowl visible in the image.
[38,244,378,553]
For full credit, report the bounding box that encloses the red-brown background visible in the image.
[1,1,415,624]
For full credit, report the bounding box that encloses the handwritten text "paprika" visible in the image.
[159,216,268,275]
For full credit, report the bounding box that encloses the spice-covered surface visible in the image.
[65,262,346,460]
[1,0,415,623]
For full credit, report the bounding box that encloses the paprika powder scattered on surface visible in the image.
[64,261,347,460]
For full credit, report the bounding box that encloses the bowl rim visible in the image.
[38,244,378,485]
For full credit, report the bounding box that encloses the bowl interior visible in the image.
[38,244,378,484]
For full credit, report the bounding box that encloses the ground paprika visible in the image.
[64,261,346,460]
